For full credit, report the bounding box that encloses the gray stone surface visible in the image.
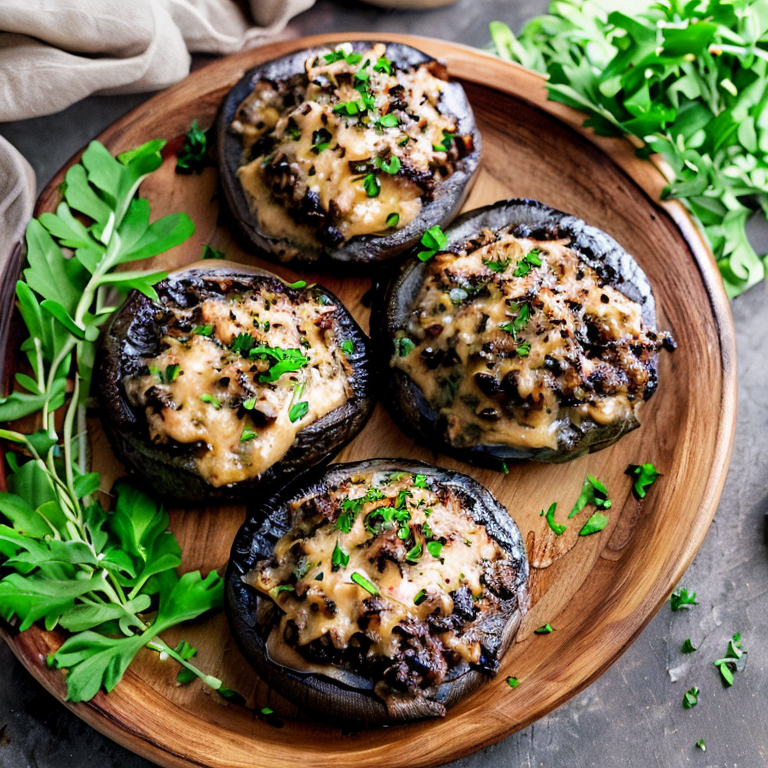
[1,1,766,766]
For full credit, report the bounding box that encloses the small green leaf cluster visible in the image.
[490,1,768,297]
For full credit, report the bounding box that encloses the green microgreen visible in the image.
[671,587,698,612]
[417,225,448,261]
[176,121,209,174]
[199,393,221,410]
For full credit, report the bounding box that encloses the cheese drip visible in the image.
[124,286,351,487]
[393,231,666,451]
[233,43,464,248]
[246,470,519,679]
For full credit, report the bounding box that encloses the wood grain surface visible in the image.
[0,34,736,768]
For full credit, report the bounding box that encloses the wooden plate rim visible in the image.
[1,33,737,768]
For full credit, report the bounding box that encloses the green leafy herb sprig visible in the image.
[176,122,210,174]
[490,1,768,297]
[0,140,236,703]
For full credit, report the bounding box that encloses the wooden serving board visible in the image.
[0,34,736,768]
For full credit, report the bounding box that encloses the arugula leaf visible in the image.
[490,3,768,297]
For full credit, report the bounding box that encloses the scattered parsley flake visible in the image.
[194,324,214,337]
[682,686,699,709]
[417,225,447,261]
[289,280,307,289]
[386,212,400,228]
[176,121,209,174]
[288,401,309,423]
[681,638,697,654]
[362,173,381,197]
[579,512,609,536]
[534,624,554,634]
[199,393,221,409]
[426,541,443,558]
[544,502,566,536]
[202,245,225,259]
[671,587,698,612]
[340,339,354,355]
[569,475,612,518]
[506,676,520,689]
[350,572,379,596]
[240,428,258,443]
[628,463,661,499]
[331,542,349,571]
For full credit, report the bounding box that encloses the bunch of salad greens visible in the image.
[490,0,768,297]
[0,139,238,703]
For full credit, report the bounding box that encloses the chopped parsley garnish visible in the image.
[285,117,301,141]
[288,401,309,423]
[202,245,225,259]
[331,542,349,571]
[516,340,531,357]
[199,393,221,409]
[289,280,307,289]
[395,336,415,356]
[350,572,379,596]
[362,173,381,197]
[417,225,448,261]
[569,475,612,518]
[544,502,565,536]
[249,346,309,382]
[311,127,332,154]
[628,463,660,499]
[670,587,698,612]
[501,462,509,476]
[314,572,324,581]
[696,739,706,752]
[579,512,608,536]
[194,324,214,337]
[340,339,354,355]
[535,624,554,634]
[386,212,400,229]
[323,50,362,66]
[160,364,180,383]
[432,130,455,152]
[242,397,256,410]
[341,488,387,533]
[405,541,423,563]
[377,113,399,128]
[413,589,427,606]
[240,428,258,442]
[483,257,511,273]
[413,474,429,489]
[499,303,531,339]
[375,155,401,174]
[354,63,370,83]
[513,247,543,277]
[176,121,209,174]
[274,584,295,594]
[506,676,520,689]
[713,633,746,686]
[374,56,392,74]
[230,333,255,356]
[682,686,699,709]
[293,559,312,580]
[681,639,697,654]
[426,541,443,558]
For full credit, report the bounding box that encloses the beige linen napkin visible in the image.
[0,0,314,336]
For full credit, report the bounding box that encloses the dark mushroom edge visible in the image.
[375,198,677,467]
[95,262,375,503]
[226,459,529,726]
[216,41,481,269]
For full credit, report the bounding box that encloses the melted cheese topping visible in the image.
[393,230,667,451]
[124,284,351,487]
[246,470,520,685]
[233,43,466,249]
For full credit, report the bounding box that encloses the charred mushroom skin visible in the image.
[96,265,375,502]
[226,459,528,725]
[377,198,674,466]
[216,41,481,269]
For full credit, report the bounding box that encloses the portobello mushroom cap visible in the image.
[95,262,374,502]
[376,198,674,466]
[226,459,529,725]
[216,41,481,269]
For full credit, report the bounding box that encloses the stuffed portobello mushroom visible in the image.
[217,41,481,268]
[226,459,528,725]
[96,262,374,502]
[377,199,677,466]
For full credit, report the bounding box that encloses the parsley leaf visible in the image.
[289,401,308,423]
[340,339,354,355]
[176,121,209,174]
[506,676,520,689]
[682,686,699,709]
[417,225,448,261]
[579,512,609,536]
[202,245,225,260]
[350,572,379,596]
[395,336,415,356]
[713,632,746,686]
[544,502,566,536]
[490,5,768,298]
[681,638,697,654]
[331,542,349,571]
[386,212,400,228]
[569,475,612,518]
[628,463,660,499]
[534,624,554,634]
[362,173,381,198]
[671,587,698,612]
